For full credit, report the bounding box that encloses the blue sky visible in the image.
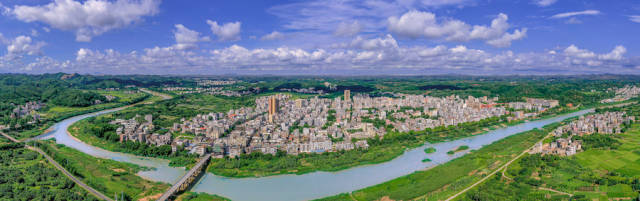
[0,0,639,75]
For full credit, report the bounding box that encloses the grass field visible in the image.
[37,140,170,200]
[459,123,640,201]
[315,124,558,201]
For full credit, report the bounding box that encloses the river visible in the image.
[36,107,593,201]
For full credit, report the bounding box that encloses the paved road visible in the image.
[444,132,554,201]
[157,154,212,201]
[140,88,172,100]
[1,131,114,201]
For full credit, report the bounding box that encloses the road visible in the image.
[156,154,212,201]
[0,88,172,200]
[139,88,172,100]
[1,131,114,201]
[444,132,555,201]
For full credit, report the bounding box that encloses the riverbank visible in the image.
[4,91,151,141]
[67,117,198,169]
[35,139,171,200]
[0,142,101,200]
[461,122,640,200]
[315,122,564,201]
[206,106,595,178]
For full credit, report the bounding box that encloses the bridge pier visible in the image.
[157,154,212,201]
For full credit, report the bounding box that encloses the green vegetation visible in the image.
[447,150,455,155]
[177,192,230,201]
[462,123,640,201]
[0,73,187,140]
[422,158,432,162]
[424,147,436,153]
[35,140,170,200]
[0,142,98,201]
[68,116,198,168]
[316,124,560,201]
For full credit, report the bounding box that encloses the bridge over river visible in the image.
[157,154,212,201]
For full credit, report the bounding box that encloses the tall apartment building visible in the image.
[344,90,351,102]
[268,96,279,122]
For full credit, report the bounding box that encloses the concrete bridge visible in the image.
[157,153,212,201]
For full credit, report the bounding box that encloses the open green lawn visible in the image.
[574,125,640,175]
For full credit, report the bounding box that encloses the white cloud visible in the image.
[206,20,241,41]
[261,31,285,40]
[486,28,527,48]
[173,24,210,50]
[335,21,362,37]
[11,0,160,42]
[533,0,557,7]
[550,10,600,19]
[349,34,398,50]
[563,44,626,62]
[387,11,526,47]
[30,29,39,37]
[630,15,640,23]
[6,35,46,59]
[564,45,596,58]
[420,0,470,7]
[598,46,626,61]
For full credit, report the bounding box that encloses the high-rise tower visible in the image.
[344,90,351,102]
[268,96,278,122]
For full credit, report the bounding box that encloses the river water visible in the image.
[36,108,593,201]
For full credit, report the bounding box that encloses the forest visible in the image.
[0,143,98,201]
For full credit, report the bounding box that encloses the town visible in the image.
[109,90,560,158]
[530,111,634,156]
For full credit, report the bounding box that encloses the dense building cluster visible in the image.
[196,80,239,86]
[10,101,45,120]
[531,112,634,156]
[277,87,326,94]
[110,114,172,146]
[601,85,640,103]
[112,92,559,158]
[162,86,252,97]
[508,98,559,120]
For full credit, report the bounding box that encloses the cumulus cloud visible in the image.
[10,0,160,42]
[334,21,362,37]
[533,0,558,7]
[420,0,470,7]
[6,35,46,59]
[206,20,241,41]
[261,31,285,40]
[6,35,633,75]
[173,24,210,50]
[348,34,399,50]
[550,10,600,19]
[630,15,640,23]
[387,11,526,47]
[598,46,626,61]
